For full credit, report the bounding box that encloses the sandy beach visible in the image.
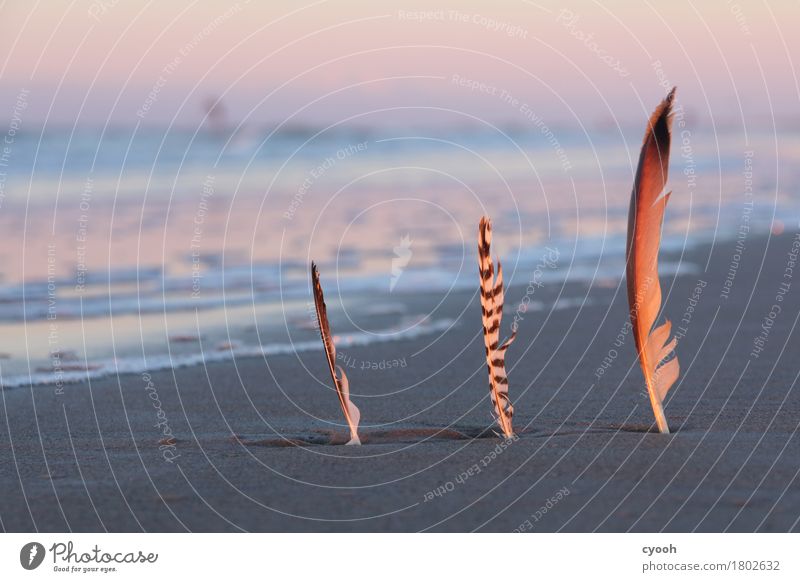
[1,231,798,533]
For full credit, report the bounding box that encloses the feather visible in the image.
[478,217,516,438]
[626,88,680,434]
[311,262,361,445]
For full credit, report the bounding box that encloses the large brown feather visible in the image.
[311,262,361,445]
[478,217,516,437]
[626,88,680,434]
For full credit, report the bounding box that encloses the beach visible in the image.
[2,231,798,533]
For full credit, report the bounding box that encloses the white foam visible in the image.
[0,317,456,389]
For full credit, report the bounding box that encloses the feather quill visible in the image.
[311,262,361,445]
[626,88,680,434]
[478,217,516,438]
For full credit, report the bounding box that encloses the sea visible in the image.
[0,120,797,388]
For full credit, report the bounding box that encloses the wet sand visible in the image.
[1,232,799,532]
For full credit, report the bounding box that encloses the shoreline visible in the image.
[1,232,798,532]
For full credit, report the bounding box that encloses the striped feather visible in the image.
[626,88,680,434]
[311,262,361,445]
[478,217,516,438]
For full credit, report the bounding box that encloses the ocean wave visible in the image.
[0,317,456,389]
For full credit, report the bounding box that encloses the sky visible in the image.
[0,0,798,130]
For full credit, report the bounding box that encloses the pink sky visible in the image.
[0,0,798,129]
